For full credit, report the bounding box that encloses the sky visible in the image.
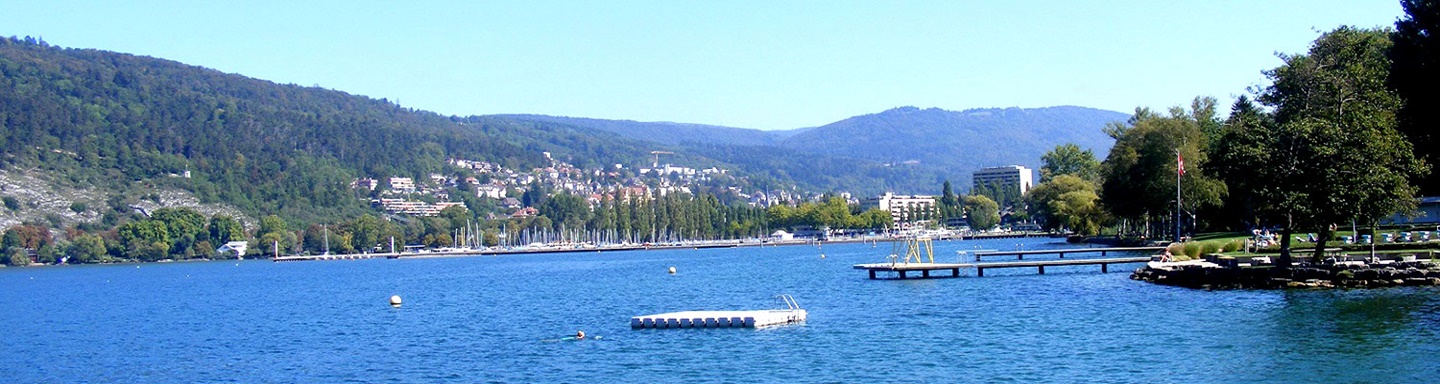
[0,1,1407,130]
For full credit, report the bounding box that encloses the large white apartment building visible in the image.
[971,165,1034,196]
[860,192,937,226]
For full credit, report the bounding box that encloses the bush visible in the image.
[1199,242,1222,256]
[70,202,87,213]
[2,196,19,211]
[5,248,29,266]
[1182,242,1203,259]
[1221,239,1244,252]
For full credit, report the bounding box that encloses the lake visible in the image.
[3,237,1438,383]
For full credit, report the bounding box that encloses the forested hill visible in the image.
[492,114,786,146]
[0,35,1127,227]
[493,107,1126,195]
[780,106,1124,174]
[0,37,556,223]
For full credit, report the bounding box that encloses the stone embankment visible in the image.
[1131,259,1440,289]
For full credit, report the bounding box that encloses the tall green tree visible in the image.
[1391,0,1440,195]
[65,234,108,263]
[963,195,1000,231]
[151,207,206,257]
[117,220,169,261]
[1040,143,1101,183]
[1205,96,1273,231]
[1100,98,1227,240]
[208,215,245,245]
[1026,174,1105,234]
[1253,26,1426,266]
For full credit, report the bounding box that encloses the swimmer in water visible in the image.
[575,330,585,340]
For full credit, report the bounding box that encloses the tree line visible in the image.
[1023,6,1438,267]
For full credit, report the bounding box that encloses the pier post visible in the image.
[1101,263,1108,273]
[1018,254,1024,260]
[1059,252,1065,258]
[898,270,907,279]
[1038,265,1045,275]
[977,268,985,277]
[951,268,960,277]
[922,270,930,278]
[869,270,876,279]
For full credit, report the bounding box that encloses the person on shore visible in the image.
[1160,249,1173,262]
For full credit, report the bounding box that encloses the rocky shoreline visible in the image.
[1131,259,1440,289]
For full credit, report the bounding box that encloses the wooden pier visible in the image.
[972,246,1164,261]
[853,256,1153,279]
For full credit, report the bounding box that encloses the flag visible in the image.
[1177,153,1186,176]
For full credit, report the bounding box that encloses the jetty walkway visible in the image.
[856,247,1160,279]
[853,256,1153,279]
[972,246,1164,261]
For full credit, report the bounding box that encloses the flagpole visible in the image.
[1175,149,1182,243]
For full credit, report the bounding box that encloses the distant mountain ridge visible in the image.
[499,106,1125,194]
[492,114,788,147]
[780,106,1124,174]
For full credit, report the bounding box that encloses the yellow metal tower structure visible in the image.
[890,236,934,264]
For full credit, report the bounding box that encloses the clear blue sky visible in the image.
[0,1,1406,130]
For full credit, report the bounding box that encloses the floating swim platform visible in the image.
[631,295,806,329]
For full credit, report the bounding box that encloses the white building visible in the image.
[476,185,506,199]
[860,193,937,226]
[216,241,249,257]
[971,165,1034,196]
[388,177,416,193]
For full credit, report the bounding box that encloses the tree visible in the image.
[1253,26,1426,266]
[1027,174,1105,234]
[208,215,244,245]
[5,248,29,266]
[1205,96,1273,231]
[1391,0,1440,195]
[348,214,384,253]
[3,225,53,250]
[65,234,108,263]
[1,228,23,251]
[939,181,961,219]
[152,207,206,257]
[963,195,1000,231]
[117,220,169,261]
[1040,143,1101,182]
[1100,98,1227,239]
[251,214,296,255]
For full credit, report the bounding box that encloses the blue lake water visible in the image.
[4,237,1439,383]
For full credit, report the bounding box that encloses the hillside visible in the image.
[492,114,784,147]
[498,106,1125,195]
[780,106,1123,176]
[0,35,1127,232]
[0,37,554,225]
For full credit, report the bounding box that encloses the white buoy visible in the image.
[668,266,677,274]
[389,295,403,307]
[820,254,826,259]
